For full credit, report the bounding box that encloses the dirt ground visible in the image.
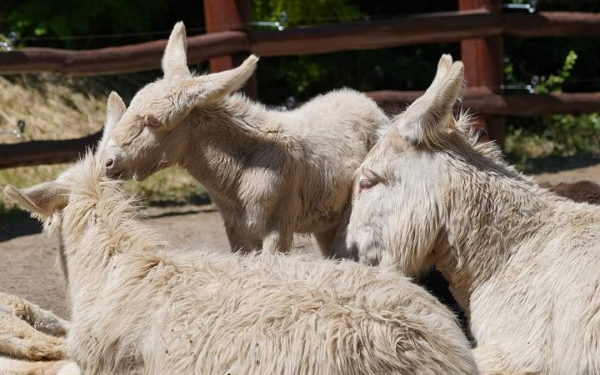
[1,160,600,320]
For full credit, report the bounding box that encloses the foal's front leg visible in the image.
[224,224,258,253]
[261,225,293,254]
[260,188,297,254]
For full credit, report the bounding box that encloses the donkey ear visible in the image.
[397,59,465,148]
[162,21,191,80]
[199,54,259,100]
[4,182,68,218]
[98,91,126,149]
[430,54,453,90]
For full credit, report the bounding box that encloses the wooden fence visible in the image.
[3,11,600,75]
[1,0,599,168]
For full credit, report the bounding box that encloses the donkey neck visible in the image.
[179,94,289,201]
[59,175,164,303]
[436,156,557,312]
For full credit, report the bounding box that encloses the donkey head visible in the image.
[100,22,258,181]
[345,55,465,275]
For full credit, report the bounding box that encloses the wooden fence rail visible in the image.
[1,11,600,76]
[370,89,600,116]
[0,31,248,76]
[0,132,101,169]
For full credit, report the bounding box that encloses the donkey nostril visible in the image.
[105,158,114,169]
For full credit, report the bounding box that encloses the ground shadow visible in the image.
[0,192,214,242]
[145,191,212,208]
[0,212,42,242]
[519,154,600,175]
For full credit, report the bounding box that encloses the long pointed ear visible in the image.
[162,21,191,80]
[397,60,465,148]
[98,91,126,149]
[197,55,259,101]
[4,183,68,218]
[429,54,453,90]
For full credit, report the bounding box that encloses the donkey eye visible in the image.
[359,178,378,192]
[144,116,162,129]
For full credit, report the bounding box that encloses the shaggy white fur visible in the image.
[99,22,390,256]
[0,357,79,375]
[4,95,477,375]
[0,292,76,375]
[344,54,600,375]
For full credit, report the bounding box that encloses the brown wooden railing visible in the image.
[2,11,600,76]
[0,0,598,168]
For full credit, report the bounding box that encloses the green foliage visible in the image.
[506,50,600,162]
[252,0,362,27]
[534,50,577,94]
[5,0,166,48]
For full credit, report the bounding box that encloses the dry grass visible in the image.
[0,75,106,143]
[0,74,205,216]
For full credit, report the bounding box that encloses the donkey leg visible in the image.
[261,226,293,254]
[0,293,69,337]
[322,203,354,259]
[224,223,256,253]
[0,313,67,361]
[313,228,338,258]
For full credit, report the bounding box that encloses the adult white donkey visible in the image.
[344,54,600,375]
[100,22,389,255]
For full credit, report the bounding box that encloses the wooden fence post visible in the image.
[203,0,257,98]
[459,0,505,146]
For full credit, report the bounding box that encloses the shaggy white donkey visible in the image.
[3,93,477,375]
[344,54,600,375]
[100,22,390,256]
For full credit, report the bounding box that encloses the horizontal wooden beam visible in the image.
[0,31,248,76]
[0,131,101,169]
[369,88,600,116]
[485,92,600,116]
[505,11,600,38]
[1,11,599,76]
[252,11,600,56]
[250,10,500,56]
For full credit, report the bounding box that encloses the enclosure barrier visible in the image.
[0,2,599,168]
[2,11,600,75]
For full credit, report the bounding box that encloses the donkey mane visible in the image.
[194,92,286,143]
[441,111,572,206]
[48,151,166,261]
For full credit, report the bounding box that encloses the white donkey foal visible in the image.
[100,22,390,256]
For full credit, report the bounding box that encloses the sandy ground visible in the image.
[1,161,600,319]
